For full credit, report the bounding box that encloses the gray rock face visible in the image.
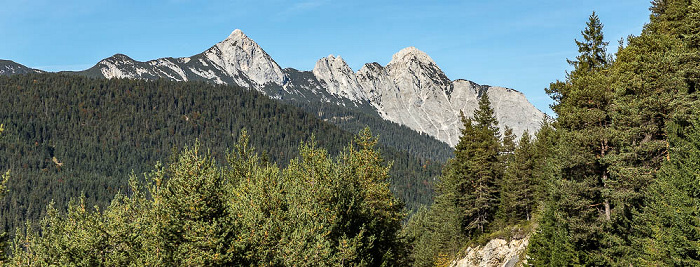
[0,60,43,76]
[204,29,286,87]
[81,30,544,146]
[88,29,287,90]
[451,236,530,267]
[320,47,545,146]
[313,55,366,101]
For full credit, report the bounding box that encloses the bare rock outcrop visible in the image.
[451,236,529,267]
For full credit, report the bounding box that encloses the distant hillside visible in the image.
[0,60,43,76]
[0,73,441,233]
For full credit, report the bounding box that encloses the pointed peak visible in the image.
[227,29,247,40]
[317,54,350,67]
[389,47,435,65]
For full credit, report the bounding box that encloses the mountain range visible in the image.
[1,29,545,147]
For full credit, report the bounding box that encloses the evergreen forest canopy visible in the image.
[0,74,441,236]
[2,0,700,265]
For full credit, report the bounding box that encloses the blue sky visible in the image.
[0,1,651,114]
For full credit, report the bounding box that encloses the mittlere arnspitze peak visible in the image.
[81,30,544,147]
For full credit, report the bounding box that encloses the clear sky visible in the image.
[0,0,651,114]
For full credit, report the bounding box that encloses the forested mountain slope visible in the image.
[0,73,441,233]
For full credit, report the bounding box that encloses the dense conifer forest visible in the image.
[0,74,440,237]
[1,0,700,265]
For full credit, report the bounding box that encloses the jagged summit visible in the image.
[207,29,286,87]
[313,54,365,101]
[83,29,286,88]
[389,47,436,66]
[71,29,544,146]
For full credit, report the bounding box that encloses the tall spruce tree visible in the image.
[538,11,620,264]
[446,94,502,235]
[499,131,535,223]
[567,11,610,72]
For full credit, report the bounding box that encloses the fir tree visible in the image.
[567,11,610,72]
[540,11,619,264]
[499,131,535,223]
[450,94,502,235]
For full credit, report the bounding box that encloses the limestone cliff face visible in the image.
[350,47,544,146]
[451,236,530,267]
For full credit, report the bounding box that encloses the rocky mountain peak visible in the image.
[71,30,544,147]
[98,53,135,64]
[389,46,436,66]
[207,29,286,87]
[312,54,366,101]
[386,47,451,93]
[107,53,134,62]
[314,55,352,73]
[226,29,247,41]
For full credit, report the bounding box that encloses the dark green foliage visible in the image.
[634,116,700,265]
[527,203,579,266]
[10,129,408,266]
[0,73,439,238]
[499,131,536,223]
[529,3,700,265]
